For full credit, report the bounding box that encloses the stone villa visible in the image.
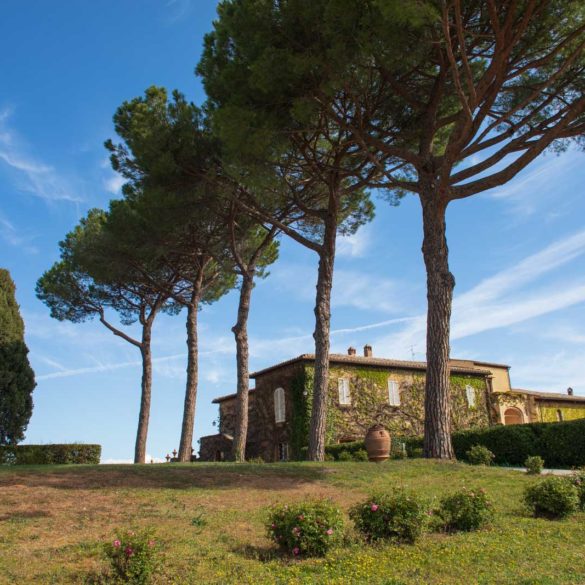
[199,345,585,462]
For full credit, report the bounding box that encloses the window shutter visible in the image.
[338,378,351,405]
[466,385,476,408]
[274,388,285,423]
[388,380,400,406]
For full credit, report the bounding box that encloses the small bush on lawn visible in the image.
[567,469,585,510]
[246,456,265,464]
[525,455,544,475]
[524,476,579,519]
[466,444,495,466]
[350,490,427,544]
[338,451,353,462]
[266,500,344,557]
[104,528,160,584]
[353,449,369,462]
[435,488,494,532]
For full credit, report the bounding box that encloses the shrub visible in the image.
[452,419,585,468]
[409,447,424,458]
[466,445,495,466]
[0,444,101,465]
[246,456,265,464]
[567,469,585,510]
[350,490,427,544]
[525,455,544,475]
[390,441,407,459]
[266,500,344,557]
[104,528,160,584]
[524,476,579,519]
[435,488,494,532]
[338,451,353,462]
[353,449,369,462]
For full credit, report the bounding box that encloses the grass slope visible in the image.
[0,460,584,584]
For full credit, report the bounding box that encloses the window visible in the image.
[274,387,285,423]
[338,378,351,405]
[465,385,476,408]
[388,380,400,406]
[278,442,289,461]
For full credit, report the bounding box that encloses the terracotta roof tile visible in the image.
[510,388,585,403]
[212,388,256,404]
[249,354,491,379]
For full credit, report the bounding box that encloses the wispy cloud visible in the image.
[33,230,585,383]
[337,228,371,258]
[104,174,125,195]
[271,263,412,315]
[485,149,583,218]
[0,108,82,203]
[511,350,585,395]
[0,214,39,254]
[164,0,193,23]
[374,228,585,357]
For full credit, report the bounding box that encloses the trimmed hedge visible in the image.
[300,437,424,461]
[302,418,585,467]
[0,443,101,465]
[453,419,585,468]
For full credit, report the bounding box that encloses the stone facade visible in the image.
[200,350,492,462]
[199,348,585,462]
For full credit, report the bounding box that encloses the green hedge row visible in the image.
[0,444,101,465]
[300,436,424,461]
[452,419,585,468]
[305,419,585,467]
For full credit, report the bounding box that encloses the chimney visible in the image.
[567,387,574,396]
[364,344,373,358]
[347,346,356,356]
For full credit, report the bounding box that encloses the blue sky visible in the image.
[1,1,585,463]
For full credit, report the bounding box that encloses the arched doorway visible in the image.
[504,407,524,425]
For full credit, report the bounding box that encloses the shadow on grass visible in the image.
[232,542,285,563]
[0,462,330,491]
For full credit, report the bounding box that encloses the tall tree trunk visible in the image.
[307,213,337,461]
[178,297,199,461]
[134,323,153,464]
[231,271,255,462]
[420,193,455,459]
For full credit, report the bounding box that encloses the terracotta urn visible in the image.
[365,424,391,462]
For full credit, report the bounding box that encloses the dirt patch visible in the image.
[0,509,52,521]
[0,465,328,491]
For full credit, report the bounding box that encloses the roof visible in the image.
[510,388,585,403]
[249,354,492,379]
[450,359,511,370]
[212,388,256,404]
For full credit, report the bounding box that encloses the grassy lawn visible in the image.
[0,460,584,584]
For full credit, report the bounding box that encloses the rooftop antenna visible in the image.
[410,345,416,359]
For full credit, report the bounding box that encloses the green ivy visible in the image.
[290,366,339,459]
[290,367,489,459]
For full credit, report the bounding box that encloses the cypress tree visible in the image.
[0,269,35,445]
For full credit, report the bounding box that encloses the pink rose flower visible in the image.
[124,546,134,558]
[292,547,300,556]
[297,514,305,521]
[148,540,155,548]
[326,528,333,535]
[271,523,276,529]
[371,504,379,512]
[113,540,121,548]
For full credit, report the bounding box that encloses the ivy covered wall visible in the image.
[289,364,490,458]
[539,405,585,423]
